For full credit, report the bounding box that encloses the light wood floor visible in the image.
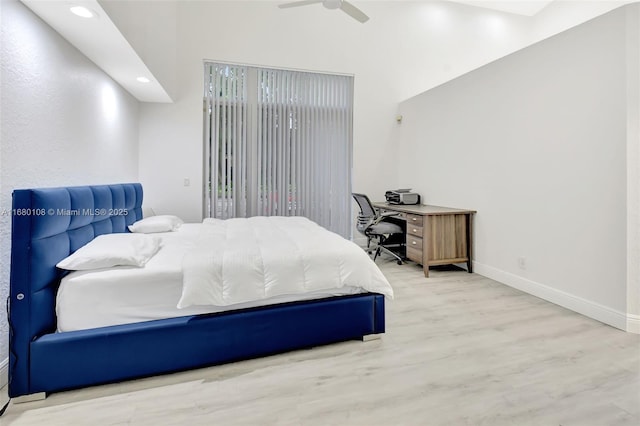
[2,259,639,425]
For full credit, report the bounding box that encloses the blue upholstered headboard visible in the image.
[9,183,142,395]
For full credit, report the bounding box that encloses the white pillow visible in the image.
[128,215,183,234]
[56,233,161,270]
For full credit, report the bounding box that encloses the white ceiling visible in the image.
[234,0,555,16]
[16,0,621,104]
[20,0,172,103]
[448,0,554,15]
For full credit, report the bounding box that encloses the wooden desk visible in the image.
[373,203,476,277]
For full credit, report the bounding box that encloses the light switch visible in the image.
[183,178,190,187]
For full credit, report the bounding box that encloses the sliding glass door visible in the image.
[203,62,353,237]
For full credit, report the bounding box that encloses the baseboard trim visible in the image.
[473,261,631,332]
[627,314,640,334]
[0,357,8,389]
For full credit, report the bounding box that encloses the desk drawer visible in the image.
[407,224,423,238]
[406,214,423,227]
[407,234,423,251]
[406,246,423,264]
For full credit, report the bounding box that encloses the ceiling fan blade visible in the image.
[278,0,323,9]
[340,1,369,23]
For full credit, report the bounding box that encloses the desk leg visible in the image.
[466,213,473,273]
[423,215,430,277]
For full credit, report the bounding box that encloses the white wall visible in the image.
[396,4,639,330]
[0,0,4,389]
[0,0,140,379]
[625,4,640,332]
[529,0,636,42]
[137,1,533,222]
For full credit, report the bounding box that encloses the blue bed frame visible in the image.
[8,183,385,398]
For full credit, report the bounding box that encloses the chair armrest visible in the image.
[380,211,400,217]
[372,210,400,225]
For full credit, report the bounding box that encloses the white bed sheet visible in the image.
[56,223,367,332]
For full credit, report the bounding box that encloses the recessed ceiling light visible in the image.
[70,6,96,18]
[136,77,151,83]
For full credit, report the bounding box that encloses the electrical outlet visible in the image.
[517,257,526,269]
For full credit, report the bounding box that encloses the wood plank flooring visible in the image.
[2,259,639,425]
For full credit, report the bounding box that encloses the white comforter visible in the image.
[178,216,394,308]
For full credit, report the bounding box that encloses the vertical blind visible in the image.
[203,62,354,237]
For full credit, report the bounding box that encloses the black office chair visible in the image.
[352,193,404,265]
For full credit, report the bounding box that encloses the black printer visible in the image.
[385,189,421,205]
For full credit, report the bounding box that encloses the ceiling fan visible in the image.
[278,0,369,23]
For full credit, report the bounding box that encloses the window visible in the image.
[203,62,354,237]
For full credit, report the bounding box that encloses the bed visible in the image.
[8,183,388,399]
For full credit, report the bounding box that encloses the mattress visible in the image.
[55,223,367,332]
